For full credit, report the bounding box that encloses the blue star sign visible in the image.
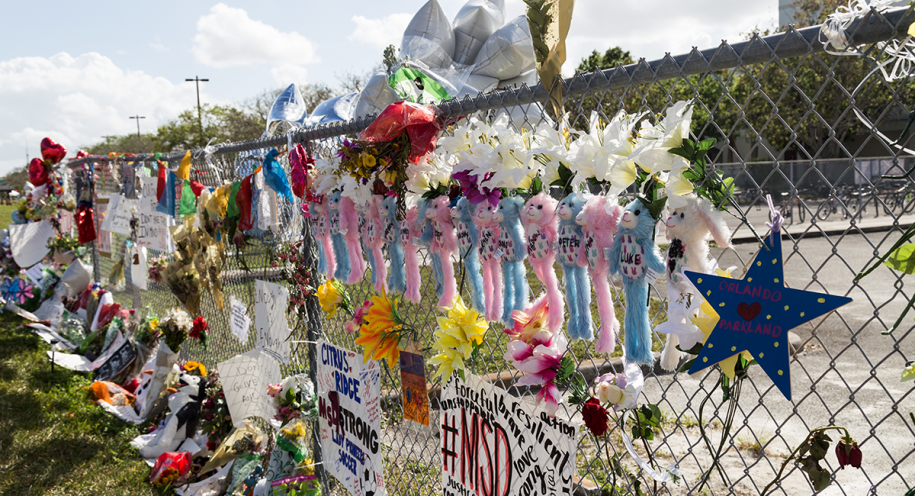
[683,233,851,400]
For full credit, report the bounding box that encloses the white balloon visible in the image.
[307,93,358,126]
[471,15,536,81]
[452,0,506,65]
[353,73,400,120]
[402,0,456,68]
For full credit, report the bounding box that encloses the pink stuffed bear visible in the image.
[313,197,335,280]
[367,195,387,293]
[426,196,458,309]
[402,206,422,303]
[522,192,564,334]
[338,196,367,285]
[576,195,624,353]
[473,201,503,322]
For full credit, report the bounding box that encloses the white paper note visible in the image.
[130,243,148,290]
[24,263,44,284]
[104,195,137,236]
[137,177,174,253]
[218,348,281,428]
[254,280,290,364]
[229,295,250,343]
[9,221,53,268]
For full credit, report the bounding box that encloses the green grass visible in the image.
[0,203,18,231]
[0,313,157,496]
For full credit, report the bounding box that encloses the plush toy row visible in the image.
[308,190,732,367]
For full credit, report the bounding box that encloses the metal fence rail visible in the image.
[72,5,915,495]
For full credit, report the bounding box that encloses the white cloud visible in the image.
[193,3,319,69]
[149,42,168,52]
[348,13,413,49]
[271,64,310,86]
[0,52,201,174]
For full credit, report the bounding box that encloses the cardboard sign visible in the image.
[684,232,852,400]
[102,194,137,236]
[254,280,290,364]
[399,351,430,427]
[229,295,250,343]
[439,373,579,496]
[218,348,282,428]
[316,340,386,496]
[9,220,53,268]
[137,177,174,253]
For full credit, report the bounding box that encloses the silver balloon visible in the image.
[266,83,308,135]
[471,15,535,81]
[354,73,400,120]
[402,0,455,68]
[498,67,539,89]
[457,73,499,97]
[452,0,506,65]
[307,93,358,126]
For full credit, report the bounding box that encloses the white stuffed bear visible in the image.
[655,195,732,372]
[139,372,208,460]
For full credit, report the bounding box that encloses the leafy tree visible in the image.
[576,47,634,73]
[84,134,156,156]
[152,104,263,151]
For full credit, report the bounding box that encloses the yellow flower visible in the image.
[316,280,344,316]
[378,158,388,168]
[362,153,377,168]
[691,271,753,380]
[428,297,488,380]
[184,361,207,378]
[354,293,402,365]
[299,458,315,476]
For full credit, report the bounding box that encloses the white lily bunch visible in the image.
[529,114,576,186]
[312,156,341,196]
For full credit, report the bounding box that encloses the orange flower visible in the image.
[354,292,403,365]
[505,294,552,346]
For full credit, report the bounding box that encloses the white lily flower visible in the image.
[665,156,696,208]
[628,100,694,173]
[338,175,373,207]
[313,157,341,195]
[600,110,646,185]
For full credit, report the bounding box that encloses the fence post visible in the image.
[89,161,101,283]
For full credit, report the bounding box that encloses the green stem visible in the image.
[856,222,915,281]
[695,375,722,494]
[758,426,850,496]
[886,290,915,335]
[632,409,658,471]
[603,435,617,495]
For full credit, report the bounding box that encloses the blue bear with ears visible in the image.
[609,198,665,365]
[494,196,529,326]
[557,193,593,340]
[452,197,485,313]
[416,198,443,298]
[381,195,406,294]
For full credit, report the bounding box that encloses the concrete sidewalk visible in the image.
[728,207,915,244]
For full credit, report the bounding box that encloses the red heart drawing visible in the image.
[737,301,761,321]
[40,137,67,165]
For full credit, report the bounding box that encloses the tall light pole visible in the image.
[130,115,146,138]
[185,76,209,145]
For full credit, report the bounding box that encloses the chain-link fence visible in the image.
[66,5,915,495]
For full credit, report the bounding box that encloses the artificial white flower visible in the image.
[628,100,694,173]
[313,157,340,195]
[665,156,696,208]
[338,174,373,207]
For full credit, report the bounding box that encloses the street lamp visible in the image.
[130,115,146,138]
[185,76,209,145]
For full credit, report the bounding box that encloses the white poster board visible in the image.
[439,373,580,496]
[316,340,386,496]
[101,194,137,236]
[137,177,174,253]
[254,279,290,364]
[218,348,281,429]
[9,220,53,268]
[229,295,250,343]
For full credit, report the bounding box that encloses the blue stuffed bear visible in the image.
[327,191,351,282]
[557,192,593,340]
[381,195,406,294]
[416,198,443,299]
[494,196,529,326]
[609,198,665,365]
[452,197,485,313]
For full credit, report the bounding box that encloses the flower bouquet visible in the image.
[266,419,313,484]
[277,240,319,319]
[429,297,487,380]
[353,292,417,366]
[190,316,209,347]
[47,234,80,264]
[159,307,193,352]
[199,370,233,452]
[267,374,318,426]
[147,254,167,284]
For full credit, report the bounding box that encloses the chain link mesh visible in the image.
[73,6,915,495]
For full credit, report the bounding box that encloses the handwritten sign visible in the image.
[254,280,290,364]
[229,295,250,343]
[137,177,173,253]
[399,351,430,427]
[317,340,386,496]
[218,348,281,428]
[102,194,137,236]
[439,373,579,496]
[9,220,53,268]
[25,263,45,284]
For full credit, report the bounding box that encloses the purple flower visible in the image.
[452,170,501,207]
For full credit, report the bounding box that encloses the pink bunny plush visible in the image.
[311,197,336,280]
[367,195,387,293]
[426,196,458,309]
[522,192,564,334]
[402,206,422,303]
[339,196,367,285]
[474,201,503,322]
[656,195,733,371]
[577,195,624,353]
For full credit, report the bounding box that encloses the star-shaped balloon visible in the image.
[684,232,852,400]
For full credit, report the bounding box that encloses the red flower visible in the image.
[190,317,209,340]
[581,398,610,437]
[836,441,862,469]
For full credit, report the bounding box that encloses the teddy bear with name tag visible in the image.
[557,192,593,340]
[522,192,563,333]
[452,197,485,313]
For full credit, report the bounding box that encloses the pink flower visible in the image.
[267,383,283,398]
[505,295,553,347]
[535,382,561,417]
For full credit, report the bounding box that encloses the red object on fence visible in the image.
[237,175,254,231]
[359,101,442,164]
[189,180,207,197]
[40,137,67,165]
[28,158,49,187]
[76,205,97,244]
[156,160,167,201]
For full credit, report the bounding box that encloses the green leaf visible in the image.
[883,243,915,274]
[679,358,696,373]
[902,362,915,382]
[569,374,590,405]
[530,177,543,196]
[721,374,731,402]
[555,356,575,384]
[698,138,717,151]
[668,147,692,160]
[722,177,736,196]
[678,342,704,356]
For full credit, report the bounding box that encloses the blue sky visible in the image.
[0,0,777,174]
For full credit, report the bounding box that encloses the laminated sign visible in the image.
[316,340,385,496]
[254,280,291,364]
[439,373,579,496]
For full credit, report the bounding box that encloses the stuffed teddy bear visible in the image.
[139,373,208,460]
[366,196,388,293]
[426,195,458,309]
[381,195,406,295]
[522,192,563,333]
[401,205,422,303]
[310,198,335,280]
[557,192,593,340]
[493,196,529,325]
[416,199,444,300]
[473,200,503,322]
[452,197,485,313]
[338,193,367,285]
[577,194,624,353]
[327,191,351,282]
[609,199,665,365]
[656,195,733,371]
